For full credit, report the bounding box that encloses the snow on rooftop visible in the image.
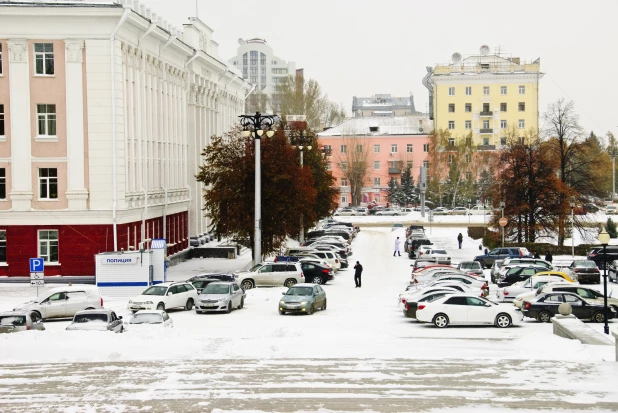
[318,116,431,137]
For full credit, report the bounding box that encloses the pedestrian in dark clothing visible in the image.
[354,261,363,288]
[457,233,463,249]
[545,250,553,263]
[533,251,541,259]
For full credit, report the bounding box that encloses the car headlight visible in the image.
[280,300,285,305]
[144,301,153,305]
[300,301,308,305]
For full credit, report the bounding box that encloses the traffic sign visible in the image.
[30,280,45,287]
[29,258,44,273]
[30,273,44,280]
[499,217,508,227]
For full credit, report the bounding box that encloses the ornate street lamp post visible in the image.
[239,112,276,265]
[289,130,313,243]
[597,227,610,335]
[500,201,505,247]
[570,199,575,259]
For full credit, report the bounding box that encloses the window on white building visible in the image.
[260,52,266,66]
[465,120,471,129]
[501,120,507,129]
[374,177,380,186]
[38,230,58,263]
[374,161,380,170]
[500,86,507,95]
[272,68,288,74]
[465,86,471,96]
[391,144,397,153]
[483,120,490,129]
[518,119,525,129]
[519,85,526,95]
[340,144,347,153]
[243,53,248,65]
[39,168,58,199]
[34,43,54,75]
[448,121,455,130]
[37,104,56,137]
[406,144,413,153]
[374,144,380,153]
[448,87,455,96]
[483,86,490,95]
[423,144,429,152]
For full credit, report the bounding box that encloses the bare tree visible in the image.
[245,90,270,114]
[334,127,373,206]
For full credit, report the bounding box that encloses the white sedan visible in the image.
[416,294,523,328]
[496,275,566,302]
[125,310,173,330]
[420,249,451,265]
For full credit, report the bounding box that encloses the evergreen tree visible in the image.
[607,218,618,238]
[386,178,400,206]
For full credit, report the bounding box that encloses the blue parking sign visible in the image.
[29,258,44,273]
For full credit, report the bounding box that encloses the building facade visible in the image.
[318,116,431,206]
[352,94,421,117]
[228,38,295,113]
[423,46,543,148]
[0,0,250,276]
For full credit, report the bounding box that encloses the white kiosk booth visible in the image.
[95,238,167,298]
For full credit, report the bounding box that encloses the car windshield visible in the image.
[0,316,26,326]
[576,261,596,268]
[203,284,230,294]
[73,313,108,323]
[249,264,263,272]
[286,287,313,296]
[432,250,447,254]
[460,263,477,269]
[130,313,163,324]
[142,286,167,296]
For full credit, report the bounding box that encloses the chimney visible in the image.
[511,57,520,65]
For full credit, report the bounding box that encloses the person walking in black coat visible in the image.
[457,233,463,249]
[354,261,363,288]
[545,250,553,263]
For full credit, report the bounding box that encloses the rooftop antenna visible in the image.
[195,0,198,18]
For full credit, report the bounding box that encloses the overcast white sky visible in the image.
[142,0,617,139]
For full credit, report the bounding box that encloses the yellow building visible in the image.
[423,46,543,147]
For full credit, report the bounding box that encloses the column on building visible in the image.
[64,39,89,210]
[7,39,33,210]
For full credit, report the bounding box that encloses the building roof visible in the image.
[318,116,431,137]
[352,94,420,114]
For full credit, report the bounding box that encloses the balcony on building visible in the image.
[480,128,493,134]
[477,144,496,151]
[388,167,402,174]
[480,111,493,117]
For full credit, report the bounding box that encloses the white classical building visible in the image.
[228,38,295,113]
[0,0,251,276]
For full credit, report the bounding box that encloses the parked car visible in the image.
[469,205,492,215]
[13,286,104,321]
[587,246,618,269]
[521,292,617,323]
[608,259,618,282]
[190,274,236,294]
[584,203,600,213]
[495,275,566,302]
[497,266,544,288]
[235,262,304,290]
[457,261,484,276]
[533,270,577,283]
[195,282,245,314]
[0,311,45,333]
[410,259,443,272]
[376,208,401,216]
[422,280,487,297]
[66,310,124,333]
[127,282,198,312]
[400,208,415,214]
[501,258,553,271]
[403,291,455,318]
[432,207,450,215]
[279,284,327,315]
[408,238,432,258]
[490,259,504,284]
[334,208,358,216]
[450,207,470,216]
[605,205,618,215]
[355,207,369,215]
[513,280,579,308]
[547,284,618,313]
[299,262,333,285]
[415,245,434,259]
[298,250,342,269]
[421,249,451,265]
[416,294,523,328]
[474,247,531,268]
[399,285,461,306]
[126,310,173,329]
[563,260,600,284]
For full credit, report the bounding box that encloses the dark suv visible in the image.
[587,246,618,269]
[474,247,530,268]
[408,238,432,259]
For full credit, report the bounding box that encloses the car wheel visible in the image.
[241,279,254,290]
[538,311,552,323]
[156,302,165,311]
[495,313,512,328]
[322,299,327,311]
[185,299,194,311]
[284,278,297,288]
[308,304,315,315]
[226,302,232,314]
[239,297,244,309]
[279,310,285,315]
[433,314,449,328]
[592,311,605,323]
[29,311,42,323]
[311,275,323,285]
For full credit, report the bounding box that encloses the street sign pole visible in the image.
[29,258,45,296]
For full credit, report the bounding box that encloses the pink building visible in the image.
[318,116,432,206]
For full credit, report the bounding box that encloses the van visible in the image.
[13,286,103,320]
[587,246,618,269]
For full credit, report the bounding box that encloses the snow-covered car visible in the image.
[495,275,566,302]
[457,261,484,276]
[196,281,245,313]
[450,207,470,216]
[66,310,124,333]
[399,285,461,305]
[432,207,450,215]
[605,204,618,215]
[376,208,401,216]
[420,249,451,265]
[416,294,523,328]
[0,311,45,333]
[235,262,304,290]
[126,310,173,330]
[416,245,434,258]
[334,208,358,216]
[403,290,456,318]
[469,205,492,215]
[421,280,486,297]
[400,208,415,214]
[127,282,198,312]
[13,286,104,321]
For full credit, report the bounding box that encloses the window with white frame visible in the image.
[341,178,348,186]
[465,153,471,163]
[374,161,380,170]
[374,177,380,186]
[391,178,398,185]
[448,87,455,96]
[483,86,490,95]
[518,119,525,129]
[448,121,455,130]
[423,160,429,168]
[483,120,490,129]
[0,168,5,199]
[519,85,526,95]
[38,230,58,263]
[356,144,363,153]
[0,104,4,136]
[37,104,56,137]
[518,102,525,112]
[448,104,455,113]
[423,144,429,152]
[341,194,348,205]
[406,144,413,153]
[34,43,54,75]
[407,161,413,169]
[500,120,507,129]
[326,163,331,171]
[465,103,471,112]
[465,120,471,129]
[448,154,454,164]
[340,162,347,170]
[500,136,507,145]
[391,144,398,153]
[374,144,380,153]
[0,230,5,263]
[465,86,471,96]
[39,168,57,199]
[518,137,525,145]
[448,138,454,146]
[500,86,507,95]
[340,144,347,153]
[483,137,489,145]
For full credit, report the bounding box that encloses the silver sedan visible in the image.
[196,282,246,313]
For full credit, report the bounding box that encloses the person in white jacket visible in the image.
[393,237,401,257]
